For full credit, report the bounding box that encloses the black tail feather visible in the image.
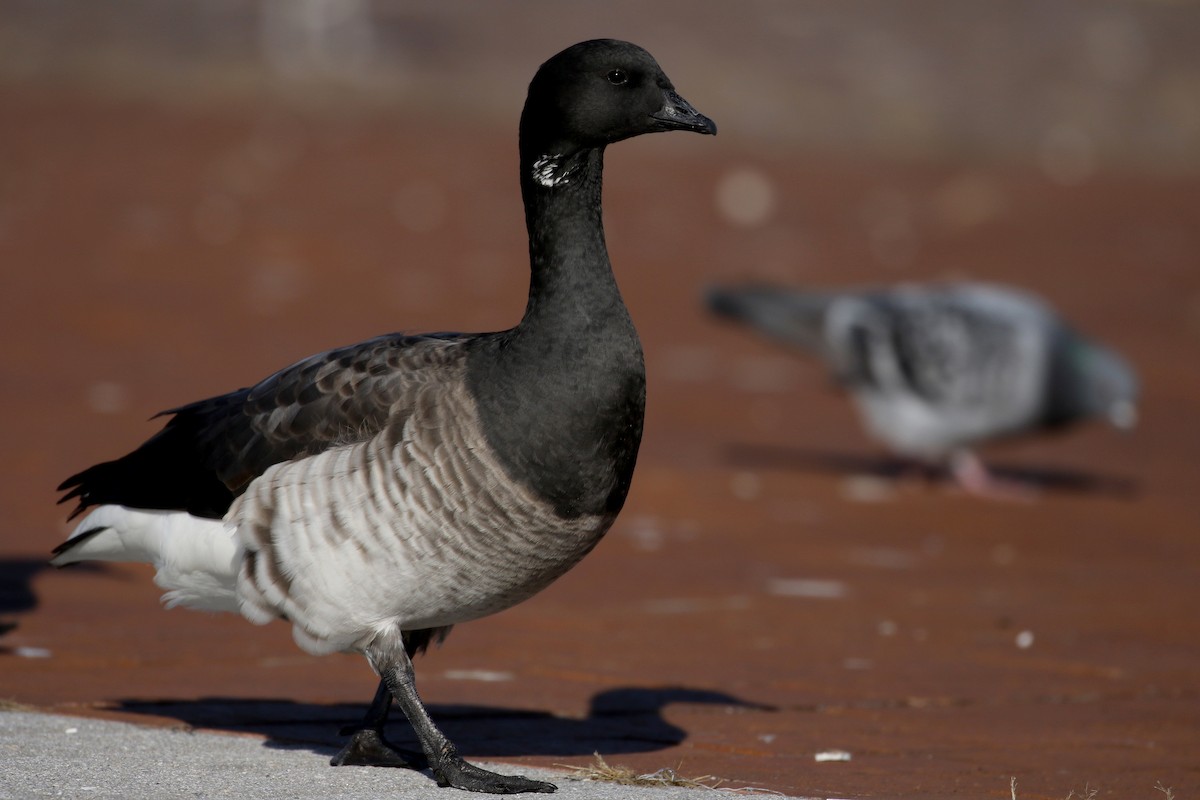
[57,410,237,521]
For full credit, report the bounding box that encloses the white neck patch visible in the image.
[532,154,572,188]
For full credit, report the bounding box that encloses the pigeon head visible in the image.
[1051,332,1139,430]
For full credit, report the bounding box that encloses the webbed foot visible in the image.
[330,727,422,769]
[432,756,556,794]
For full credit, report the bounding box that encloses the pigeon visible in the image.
[707,282,1137,496]
[54,39,716,794]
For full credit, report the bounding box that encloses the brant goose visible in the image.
[55,39,715,794]
[707,282,1137,496]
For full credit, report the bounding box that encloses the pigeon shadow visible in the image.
[724,443,1139,498]
[117,686,773,761]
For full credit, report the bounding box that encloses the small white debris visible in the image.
[814,749,852,762]
[1015,630,1035,649]
[15,646,51,659]
[758,733,776,744]
[877,619,899,637]
[442,669,514,682]
[767,578,847,599]
[64,727,79,735]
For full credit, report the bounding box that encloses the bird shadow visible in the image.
[0,557,51,619]
[724,443,1139,498]
[116,686,773,761]
[0,557,107,642]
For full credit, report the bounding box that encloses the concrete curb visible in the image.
[1,710,795,800]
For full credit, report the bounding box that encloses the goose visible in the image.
[707,282,1137,497]
[54,39,716,794]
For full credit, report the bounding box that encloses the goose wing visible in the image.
[58,332,474,520]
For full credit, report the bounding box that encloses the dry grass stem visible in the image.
[559,753,723,789]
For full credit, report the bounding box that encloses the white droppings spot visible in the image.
[877,619,899,637]
[532,154,570,188]
[443,669,514,682]
[16,646,52,659]
[758,733,777,744]
[1015,630,1035,649]
[86,381,128,415]
[1039,124,1095,185]
[814,749,852,762]
[730,471,762,501]
[715,167,776,227]
[767,578,847,599]
[393,180,448,233]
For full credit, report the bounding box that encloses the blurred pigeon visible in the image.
[706,282,1138,496]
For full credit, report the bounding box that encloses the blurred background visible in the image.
[2,3,1198,799]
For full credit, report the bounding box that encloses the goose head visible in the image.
[520,39,716,184]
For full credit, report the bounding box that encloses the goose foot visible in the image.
[431,756,556,794]
[330,726,422,769]
[367,629,557,793]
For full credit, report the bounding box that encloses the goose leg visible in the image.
[367,630,556,794]
[331,679,422,768]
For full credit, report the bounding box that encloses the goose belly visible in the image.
[230,422,611,655]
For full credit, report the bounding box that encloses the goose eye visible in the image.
[606,69,628,86]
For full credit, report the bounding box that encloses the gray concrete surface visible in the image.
[0,710,797,800]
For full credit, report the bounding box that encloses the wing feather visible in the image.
[58,332,475,520]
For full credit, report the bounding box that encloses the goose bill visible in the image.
[650,90,717,135]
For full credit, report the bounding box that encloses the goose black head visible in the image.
[520,39,716,177]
